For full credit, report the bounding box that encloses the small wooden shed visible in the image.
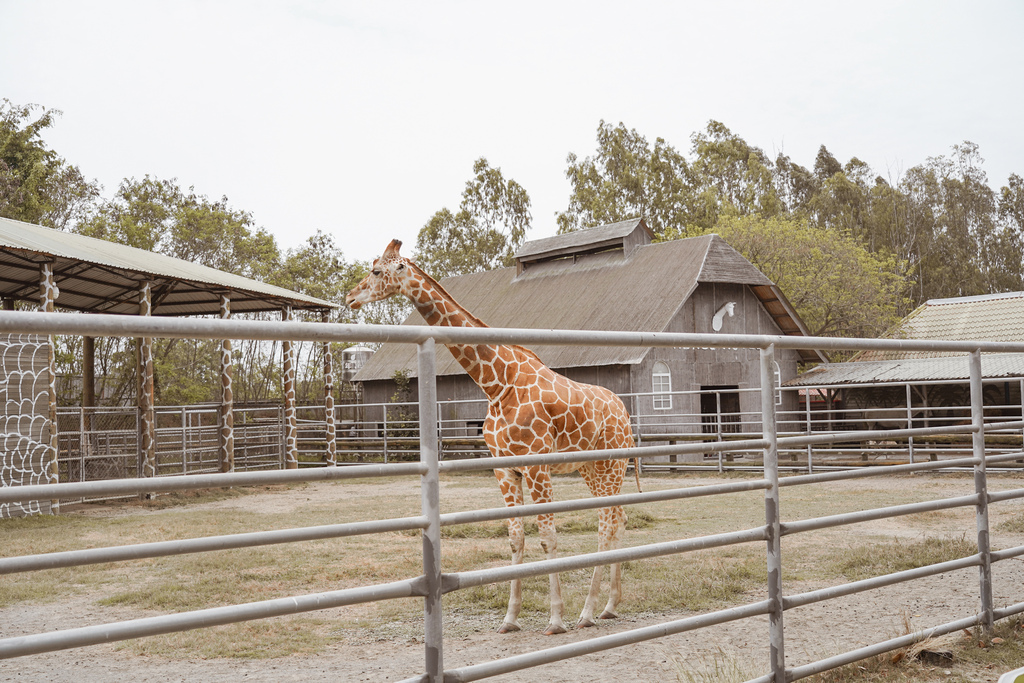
[354,219,824,438]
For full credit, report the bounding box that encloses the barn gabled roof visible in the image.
[355,222,821,381]
[0,217,336,316]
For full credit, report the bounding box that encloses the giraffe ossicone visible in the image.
[347,239,640,635]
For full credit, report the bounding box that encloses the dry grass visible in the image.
[2,470,1022,670]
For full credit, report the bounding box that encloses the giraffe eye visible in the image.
[372,269,382,276]
[396,263,406,272]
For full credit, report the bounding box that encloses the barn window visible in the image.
[652,362,672,410]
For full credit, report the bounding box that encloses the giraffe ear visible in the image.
[384,239,403,257]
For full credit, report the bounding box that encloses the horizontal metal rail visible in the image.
[782,554,983,610]
[990,544,1024,563]
[438,479,770,527]
[0,461,426,505]
[4,310,1024,354]
[437,438,770,473]
[432,599,773,683]
[787,613,985,681]
[0,515,429,575]
[443,526,769,592]
[0,578,424,659]
[779,451,1024,487]
[781,494,981,536]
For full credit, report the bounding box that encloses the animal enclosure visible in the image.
[1,310,1023,683]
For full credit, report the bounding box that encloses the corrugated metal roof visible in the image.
[855,291,1024,361]
[355,232,819,381]
[784,352,1024,386]
[0,217,335,315]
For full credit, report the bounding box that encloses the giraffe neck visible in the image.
[403,266,522,401]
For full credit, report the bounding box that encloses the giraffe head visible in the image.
[345,239,414,310]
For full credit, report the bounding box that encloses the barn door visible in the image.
[700,385,741,435]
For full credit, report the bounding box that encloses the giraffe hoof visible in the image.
[576,618,596,629]
[544,624,568,635]
[497,622,520,634]
[598,610,619,620]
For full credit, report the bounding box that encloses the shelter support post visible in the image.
[83,335,94,434]
[969,350,994,632]
[282,305,298,469]
[760,345,785,681]
[323,311,337,466]
[39,262,59,513]
[417,338,443,682]
[137,282,156,484]
[219,295,234,473]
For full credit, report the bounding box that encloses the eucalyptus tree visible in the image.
[415,157,531,278]
[0,99,100,230]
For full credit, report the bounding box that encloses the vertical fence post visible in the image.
[906,383,915,464]
[760,345,785,681]
[804,389,814,474]
[418,338,443,681]
[969,350,994,632]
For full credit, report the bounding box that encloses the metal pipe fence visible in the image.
[2,310,1024,682]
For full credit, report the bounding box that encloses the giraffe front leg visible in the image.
[537,510,567,635]
[495,469,525,634]
[499,516,525,633]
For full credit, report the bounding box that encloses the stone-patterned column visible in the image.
[282,305,298,469]
[322,310,337,466]
[219,295,235,473]
[138,282,156,480]
[39,262,59,512]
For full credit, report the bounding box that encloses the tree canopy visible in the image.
[560,119,1023,325]
[415,158,532,278]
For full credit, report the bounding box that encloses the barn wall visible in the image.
[629,283,801,433]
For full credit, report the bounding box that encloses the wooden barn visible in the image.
[353,219,825,440]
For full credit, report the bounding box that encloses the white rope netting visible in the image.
[1,333,55,517]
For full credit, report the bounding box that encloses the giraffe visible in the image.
[346,239,639,635]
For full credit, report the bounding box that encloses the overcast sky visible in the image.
[2,1,1022,265]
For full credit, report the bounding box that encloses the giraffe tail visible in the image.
[632,456,642,493]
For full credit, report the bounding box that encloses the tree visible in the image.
[0,99,100,230]
[896,142,1005,301]
[672,215,913,344]
[76,176,292,405]
[415,158,531,278]
[689,121,784,223]
[557,120,697,236]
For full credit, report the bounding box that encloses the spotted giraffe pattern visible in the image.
[138,282,156,479]
[347,239,638,635]
[281,305,298,469]
[219,295,234,473]
[39,263,59,499]
[323,311,337,466]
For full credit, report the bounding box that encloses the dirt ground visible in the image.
[3,472,1024,682]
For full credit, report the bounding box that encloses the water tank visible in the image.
[341,345,374,382]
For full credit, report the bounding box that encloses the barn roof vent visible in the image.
[513,217,654,276]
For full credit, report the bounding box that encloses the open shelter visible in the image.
[0,217,336,516]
